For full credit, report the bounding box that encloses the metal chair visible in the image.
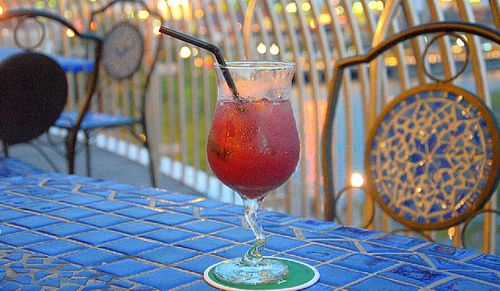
[53,0,163,187]
[0,9,102,174]
[323,22,499,247]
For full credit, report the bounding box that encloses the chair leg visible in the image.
[144,137,157,188]
[2,141,8,157]
[66,130,77,174]
[84,130,91,177]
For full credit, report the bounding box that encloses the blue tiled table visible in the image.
[0,172,499,290]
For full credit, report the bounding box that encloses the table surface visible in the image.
[0,170,499,290]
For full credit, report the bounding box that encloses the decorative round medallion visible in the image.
[102,22,144,80]
[14,17,45,50]
[365,84,499,230]
[0,52,67,144]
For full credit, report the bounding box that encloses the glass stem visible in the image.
[241,198,265,266]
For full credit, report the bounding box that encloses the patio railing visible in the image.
[0,0,498,254]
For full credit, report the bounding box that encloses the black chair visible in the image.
[0,9,102,173]
[322,22,500,248]
[53,0,163,187]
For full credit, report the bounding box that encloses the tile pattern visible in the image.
[0,172,498,290]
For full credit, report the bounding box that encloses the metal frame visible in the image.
[79,0,164,187]
[322,21,500,241]
[0,8,103,176]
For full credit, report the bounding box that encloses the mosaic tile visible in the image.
[114,206,160,219]
[139,228,196,245]
[131,268,198,290]
[213,227,254,243]
[329,226,380,239]
[181,220,230,234]
[0,209,30,222]
[0,232,51,247]
[95,258,157,277]
[60,248,120,267]
[466,254,500,271]
[417,243,476,260]
[27,240,84,256]
[435,277,499,291]
[381,264,449,286]
[177,281,218,290]
[0,225,23,235]
[332,253,397,273]
[110,221,160,235]
[145,212,195,226]
[11,216,62,229]
[289,244,348,262]
[317,264,365,287]
[347,275,418,291]
[71,230,125,246]
[139,246,197,264]
[21,202,67,213]
[266,235,306,252]
[50,208,100,220]
[175,255,222,274]
[39,223,95,238]
[85,201,130,212]
[175,236,232,253]
[102,238,162,256]
[288,218,338,231]
[77,214,130,228]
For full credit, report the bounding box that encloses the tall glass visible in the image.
[207,61,298,285]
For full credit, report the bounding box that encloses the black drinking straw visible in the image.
[159,26,240,100]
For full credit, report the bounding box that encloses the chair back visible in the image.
[88,0,163,121]
[0,8,102,146]
[323,22,500,232]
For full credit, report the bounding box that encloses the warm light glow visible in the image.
[309,19,316,29]
[192,47,199,56]
[451,45,463,54]
[35,1,45,9]
[157,0,167,11]
[269,44,280,55]
[385,56,398,66]
[257,42,267,54]
[336,6,345,15]
[352,2,364,15]
[138,10,149,20]
[319,13,332,25]
[368,0,384,11]
[469,0,480,3]
[448,227,455,240]
[167,0,181,6]
[194,57,203,67]
[64,10,72,19]
[179,46,192,58]
[286,2,298,13]
[153,25,161,35]
[351,173,364,187]
[302,2,311,12]
[0,6,3,15]
[66,29,76,38]
[194,9,204,18]
[90,21,97,31]
[456,38,465,47]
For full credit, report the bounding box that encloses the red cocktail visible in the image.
[207,98,299,200]
[207,61,298,285]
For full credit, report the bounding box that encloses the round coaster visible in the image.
[204,257,319,291]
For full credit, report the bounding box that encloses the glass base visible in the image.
[214,257,289,285]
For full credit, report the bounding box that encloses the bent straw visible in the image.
[159,26,240,100]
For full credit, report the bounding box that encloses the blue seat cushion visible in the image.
[55,111,137,130]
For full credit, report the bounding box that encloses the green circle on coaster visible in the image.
[204,257,319,290]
